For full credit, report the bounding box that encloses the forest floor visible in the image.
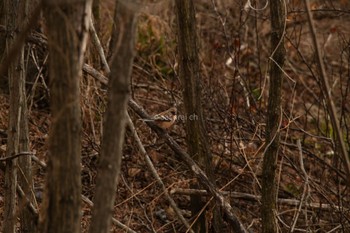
[1,0,350,232]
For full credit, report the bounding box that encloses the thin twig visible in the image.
[290,140,310,232]
[83,63,108,84]
[303,0,350,184]
[16,185,39,217]
[126,112,194,233]
[0,164,39,218]
[89,16,110,74]
[0,151,34,162]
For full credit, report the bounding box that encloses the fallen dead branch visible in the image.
[170,188,344,211]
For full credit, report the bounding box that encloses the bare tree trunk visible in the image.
[0,0,8,95]
[0,3,5,93]
[261,0,286,232]
[89,0,101,69]
[175,1,219,232]
[89,2,137,233]
[17,1,37,232]
[40,0,92,232]
[107,0,119,63]
[0,0,5,59]
[18,95,36,233]
[3,0,27,232]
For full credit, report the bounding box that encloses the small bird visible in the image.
[143,106,177,129]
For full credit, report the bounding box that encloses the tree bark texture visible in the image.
[3,0,26,232]
[107,0,119,63]
[175,0,218,232]
[261,0,286,232]
[89,0,101,69]
[0,0,5,63]
[41,0,92,232]
[89,2,137,233]
[18,95,37,233]
[17,1,37,232]
[0,1,8,94]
